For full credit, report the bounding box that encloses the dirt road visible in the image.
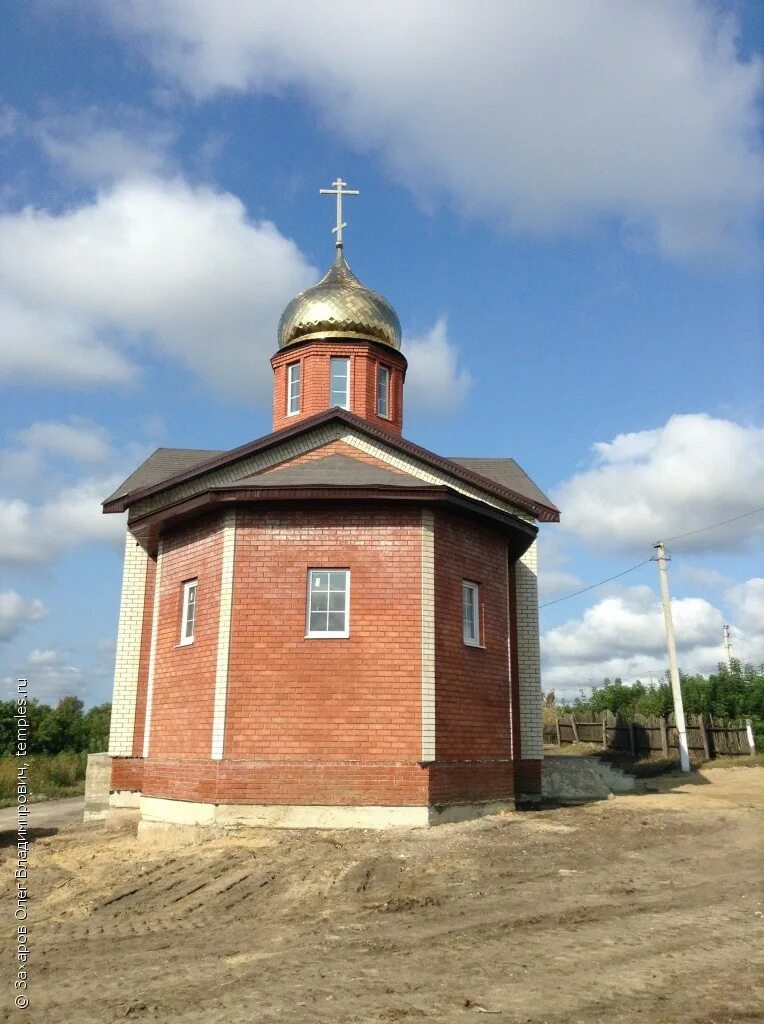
[2,767,762,1023]
[0,796,85,833]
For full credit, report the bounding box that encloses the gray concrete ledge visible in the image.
[137,795,517,833]
[83,753,111,821]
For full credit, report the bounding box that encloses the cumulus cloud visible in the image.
[32,108,176,183]
[726,578,764,640]
[0,102,18,138]
[0,477,126,568]
[404,318,472,414]
[540,582,760,694]
[104,0,763,258]
[0,291,137,388]
[0,419,142,568]
[2,648,84,704]
[0,592,47,644]
[1,641,118,704]
[554,414,764,553]
[537,534,585,602]
[0,176,315,400]
[13,420,112,464]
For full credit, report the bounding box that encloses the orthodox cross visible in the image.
[320,177,359,248]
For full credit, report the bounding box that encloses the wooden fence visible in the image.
[548,710,755,760]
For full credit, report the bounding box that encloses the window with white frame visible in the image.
[287,361,301,415]
[306,570,350,637]
[377,364,390,418]
[180,579,197,645]
[330,356,350,409]
[462,581,480,646]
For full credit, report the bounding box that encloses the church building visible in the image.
[103,180,559,830]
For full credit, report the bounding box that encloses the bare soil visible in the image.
[3,767,762,1024]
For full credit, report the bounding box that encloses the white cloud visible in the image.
[2,648,84,704]
[726,578,764,639]
[540,583,754,693]
[0,291,138,388]
[0,176,315,401]
[32,109,176,183]
[0,418,138,568]
[14,420,112,464]
[554,414,764,553]
[0,102,18,138]
[0,476,126,568]
[537,533,584,601]
[404,318,472,414]
[104,0,763,258]
[0,591,47,644]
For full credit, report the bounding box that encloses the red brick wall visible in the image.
[225,508,422,763]
[113,504,525,811]
[111,756,144,792]
[131,553,156,756]
[514,759,542,797]
[147,517,223,757]
[115,755,516,807]
[428,760,514,805]
[140,758,429,806]
[433,512,512,760]
[271,341,406,434]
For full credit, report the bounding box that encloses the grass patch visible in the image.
[544,742,605,757]
[0,752,87,807]
[703,752,764,769]
[543,743,761,777]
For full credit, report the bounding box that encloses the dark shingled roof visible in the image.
[104,448,223,504]
[103,409,559,522]
[238,453,426,489]
[447,458,554,510]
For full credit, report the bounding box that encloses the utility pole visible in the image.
[723,624,733,669]
[653,541,691,772]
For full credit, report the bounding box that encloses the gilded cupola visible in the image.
[277,248,402,351]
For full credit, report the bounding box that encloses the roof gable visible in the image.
[103,409,559,523]
[239,453,426,489]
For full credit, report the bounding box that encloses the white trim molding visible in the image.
[142,539,164,759]
[515,540,543,760]
[421,510,436,762]
[108,532,149,757]
[211,511,237,760]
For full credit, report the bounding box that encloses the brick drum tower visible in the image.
[103,179,559,831]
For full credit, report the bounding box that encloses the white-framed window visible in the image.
[330,356,350,409]
[306,569,350,638]
[377,364,390,418]
[179,579,197,645]
[287,361,301,415]
[462,581,480,646]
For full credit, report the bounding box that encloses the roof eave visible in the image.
[103,408,560,523]
[125,483,538,560]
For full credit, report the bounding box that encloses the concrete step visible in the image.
[541,756,611,803]
[590,758,642,794]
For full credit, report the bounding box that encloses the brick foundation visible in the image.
[113,755,521,810]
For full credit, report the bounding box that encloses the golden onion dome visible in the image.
[278,248,401,350]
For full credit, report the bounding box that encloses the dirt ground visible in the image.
[3,767,762,1024]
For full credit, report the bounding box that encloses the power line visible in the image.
[540,559,652,608]
[662,507,764,544]
[540,507,763,610]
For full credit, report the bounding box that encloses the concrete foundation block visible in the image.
[83,753,111,821]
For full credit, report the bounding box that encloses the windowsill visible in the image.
[176,638,195,648]
[304,633,350,640]
[463,640,486,649]
[286,410,300,416]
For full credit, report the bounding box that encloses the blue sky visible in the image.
[0,1,762,705]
